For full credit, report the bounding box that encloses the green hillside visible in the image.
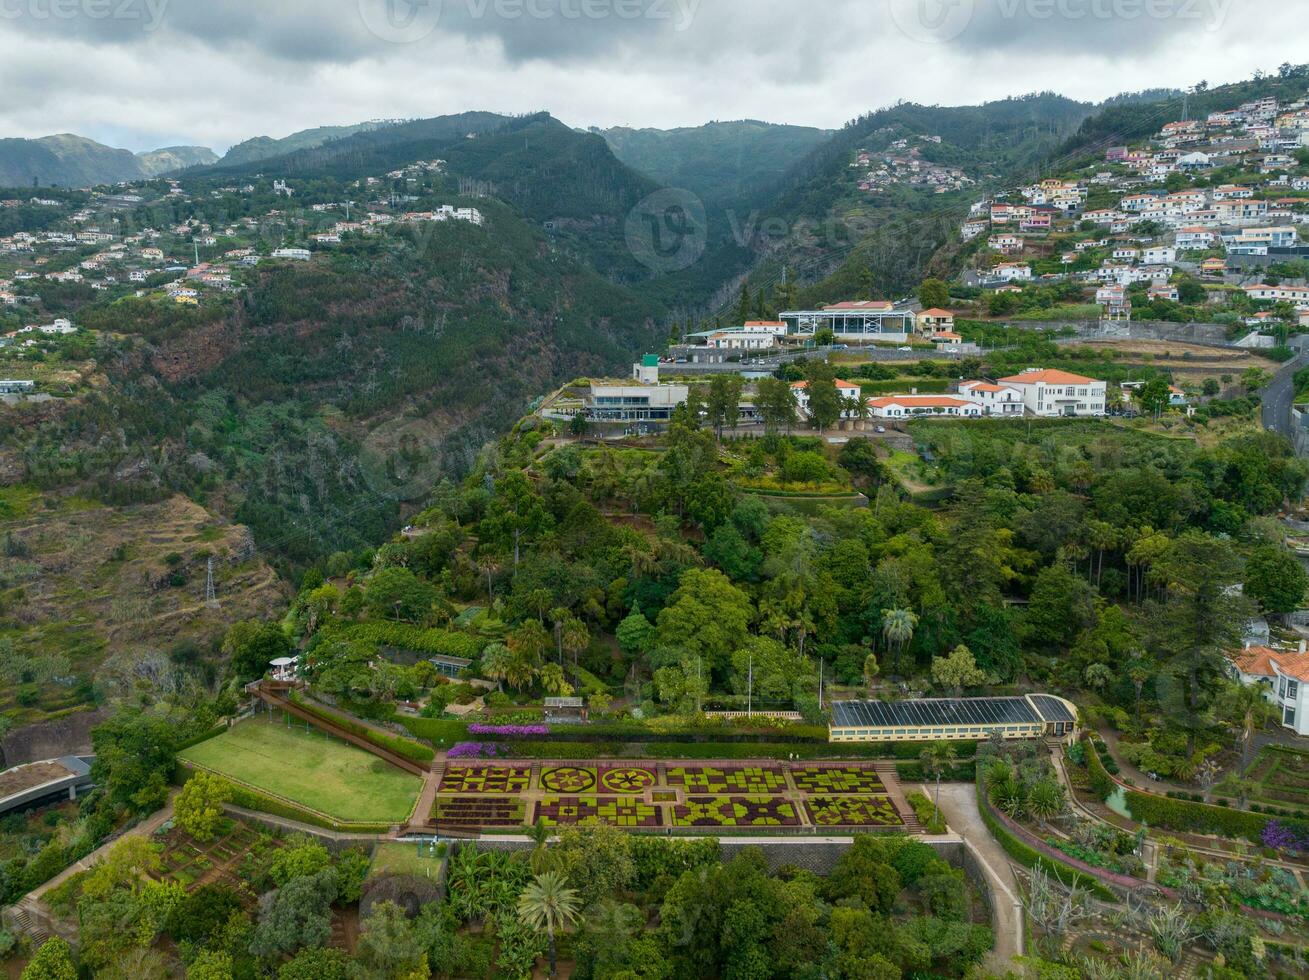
[600,119,833,204]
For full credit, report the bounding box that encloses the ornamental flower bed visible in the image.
[432,796,527,828]
[439,765,531,793]
[672,795,800,827]
[666,765,786,794]
[599,766,657,793]
[534,796,661,828]
[791,766,886,795]
[467,724,550,737]
[446,742,512,759]
[805,796,904,828]
[539,766,598,793]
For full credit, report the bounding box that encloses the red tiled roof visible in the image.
[1230,646,1309,683]
[867,395,976,409]
[917,308,954,318]
[998,369,1097,385]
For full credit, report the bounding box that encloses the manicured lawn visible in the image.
[369,841,447,879]
[178,716,421,823]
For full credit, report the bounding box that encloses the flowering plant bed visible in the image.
[539,766,599,793]
[666,765,786,794]
[535,796,662,828]
[672,795,800,827]
[791,766,886,795]
[438,765,531,793]
[432,795,527,828]
[599,766,657,793]
[805,796,905,828]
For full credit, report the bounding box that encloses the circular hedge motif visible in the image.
[600,767,656,793]
[540,767,597,793]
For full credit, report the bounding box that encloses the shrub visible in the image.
[907,791,947,834]
[1122,790,1309,845]
[1083,737,1117,801]
[975,773,1115,900]
[287,693,434,763]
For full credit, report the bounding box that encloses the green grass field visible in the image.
[369,841,447,880]
[179,716,422,823]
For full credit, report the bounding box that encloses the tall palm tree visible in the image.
[479,643,513,692]
[920,741,957,819]
[882,608,918,677]
[517,871,582,976]
[1216,681,1275,772]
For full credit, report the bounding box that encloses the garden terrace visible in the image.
[425,759,920,834]
[177,716,423,825]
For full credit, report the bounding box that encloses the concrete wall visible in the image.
[1018,319,1235,346]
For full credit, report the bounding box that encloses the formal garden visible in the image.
[429,760,913,832]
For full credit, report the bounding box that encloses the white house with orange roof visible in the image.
[998,369,1107,417]
[1228,642,1309,736]
[915,309,955,337]
[866,395,983,420]
[958,381,1024,416]
[791,379,865,419]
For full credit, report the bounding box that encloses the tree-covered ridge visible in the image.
[599,119,834,205]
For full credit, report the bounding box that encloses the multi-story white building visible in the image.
[957,381,1024,416]
[1245,283,1309,310]
[1228,643,1309,737]
[791,379,865,419]
[997,369,1107,417]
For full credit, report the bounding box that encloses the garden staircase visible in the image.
[872,761,924,834]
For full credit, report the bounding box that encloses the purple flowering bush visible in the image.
[1262,820,1309,854]
[446,742,510,759]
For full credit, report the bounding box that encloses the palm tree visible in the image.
[920,741,957,820]
[1028,778,1066,829]
[504,652,538,692]
[517,871,582,976]
[881,608,918,676]
[525,819,559,874]
[1216,681,1275,772]
[562,617,590,677]
[480,643,513,692]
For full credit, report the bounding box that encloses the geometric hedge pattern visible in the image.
[535,796,662,828]
[791,766,887,795]
[430,761,907,832]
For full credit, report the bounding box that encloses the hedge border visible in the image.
[176,763,393,834]
[173,724,228,754]
[289,692,435,764]
[1083,737,1117,801]
[975,775,1116,901]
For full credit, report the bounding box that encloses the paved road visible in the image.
[925,783,1024,968]
[1261,350,1309,441]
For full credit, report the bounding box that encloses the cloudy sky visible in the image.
[0,0,1303,152]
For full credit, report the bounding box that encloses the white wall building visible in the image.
[1228,644,1309,737]
[997,369,1107,417]
[792,379,865,419]
[866,395,983,419]
[957,381,1024,416]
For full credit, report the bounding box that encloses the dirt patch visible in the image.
[0,760,72,798]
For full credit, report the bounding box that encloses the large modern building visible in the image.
[585,383,689,426]
[828,694,1078,743]
[779,301,917,343]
